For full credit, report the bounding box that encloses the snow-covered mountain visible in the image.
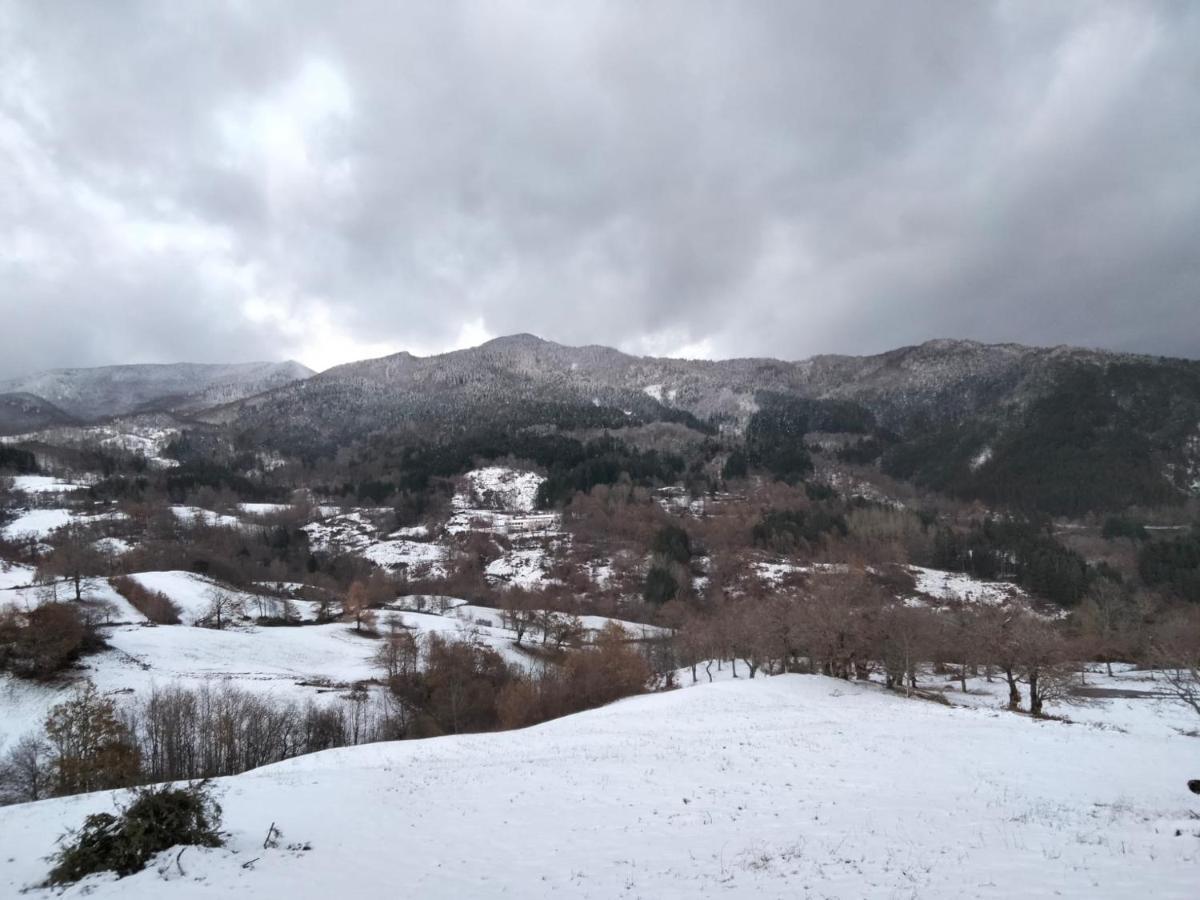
[204,334,1180,437]
[0,361,314,425]
[0,392,78,435]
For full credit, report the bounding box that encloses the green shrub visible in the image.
[47,782,223,885]
[643,565,680,605]
[651,524,692,565]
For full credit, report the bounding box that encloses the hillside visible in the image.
[196,335,1200,515]
[0,392,78,435]
[0,675,1195,899]
[0,361,314,425]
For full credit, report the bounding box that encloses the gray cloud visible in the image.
[1,0,1198,378]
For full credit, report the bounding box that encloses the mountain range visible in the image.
[0,360,313,432]
[5,337,1200,516]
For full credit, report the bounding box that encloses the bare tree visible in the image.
[343,580,377,634]
[202,588,243,631]
[0,733,52,804]
[500,588,538,646]
[374,619,419,681]
[41,524,103,602]
[547,613,584,651]
[1153,608,1200,718]
[1078,580,1132,677]
[1011,614,1070,717]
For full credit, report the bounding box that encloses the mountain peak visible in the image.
[480,333,555,351]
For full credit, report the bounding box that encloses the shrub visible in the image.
[47,781,223,885]
[110,577,181,625]
[643,565,679,605]
[651,524,692,565]
[0,602,87,678]
[751,507,848,553]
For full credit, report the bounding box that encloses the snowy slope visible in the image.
[1,508,128,540]
[0,675,1195,898]
[123,571,284,625]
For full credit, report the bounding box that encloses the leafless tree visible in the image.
[0,733,52,805]
[1153,608,1200,718]
[202,587,243,630]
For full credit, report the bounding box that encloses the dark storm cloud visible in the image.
[1,0,1198,378]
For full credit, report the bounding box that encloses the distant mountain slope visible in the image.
[0,360,314,422]
[198,335,1200,514]
[0,392,78,435]
[200,332,1172,438]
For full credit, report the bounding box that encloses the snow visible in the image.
[93,536,133,556]
[0,561,36,589]
[238,503,292,516]
[485,547,554,588]
[0,622,382,751]
[1,508,128,540]
[0,508,70,539]
[123,571,284,626]
[302,511,379,553]
[388,524,429,538]
[462,467,544,513]
[643,383,664,402]
[0,576,149,623]
[8,475,87,494]
[1,675,1196,898]
[360,539,447,577]
[169,506,241,528]
[908,565,1027,606]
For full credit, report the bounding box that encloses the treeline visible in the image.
[0,681,391,805]
[0,626,653,805]
[1139,528,1200,603]
[931,517,1091,607]
[378,623,650,736]
[668,571,1200,716]
[313,430,689,510]
[882,362,1200,516]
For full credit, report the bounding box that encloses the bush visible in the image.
[751,507,848,553]
[0,602,87,679]
[651,524,692,565]
[643,565,680,605]
[46,781,223,885]
[110,577,182,625]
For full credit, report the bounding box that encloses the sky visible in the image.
[1,1,1198,378]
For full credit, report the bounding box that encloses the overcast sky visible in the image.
[1,1,1198,377]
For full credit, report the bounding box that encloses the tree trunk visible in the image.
[1003,666,1021,710]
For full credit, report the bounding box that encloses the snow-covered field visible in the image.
[909,565,1028,605]
[7,475,88,494]
[169,506,241,528]
[0,507,128,540]
[122,570,290,625]
[1,675,1195,898]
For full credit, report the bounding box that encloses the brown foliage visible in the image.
[109,576,181,625]
[0,602,87,678]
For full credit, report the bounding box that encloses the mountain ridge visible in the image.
[0,360,314,425]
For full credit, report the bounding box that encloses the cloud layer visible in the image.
[2,1,1198,377]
